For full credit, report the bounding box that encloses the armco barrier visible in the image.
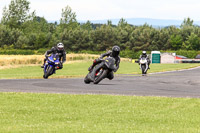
[175,59,200,63]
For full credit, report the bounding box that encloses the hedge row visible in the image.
[0,49,46,55]
[0,49,200,59]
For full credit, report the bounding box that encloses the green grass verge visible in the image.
[0,61,200,79]
[117,62,200,74]
[0,93,200,132]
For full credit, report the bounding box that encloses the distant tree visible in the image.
[1,0,35,29]
[91,25,119,51]
[60,6,77,24]
[80,20,93,31]
[184,33,200,50]
[0,25,12,47]
[118,18,128,28]
[170,34,183,50]
[107,20,112,26]
[117,18,132,50]
[91,23,103,29]
[181,17,194,27]
[129,24,155,51]
[22,16,50,33]
[0,24,25,48]
[60,5,79,30]
[21,16,53,49]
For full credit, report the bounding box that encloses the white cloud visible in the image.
[0,0,200,21]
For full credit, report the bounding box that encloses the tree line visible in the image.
[1,0,200,54]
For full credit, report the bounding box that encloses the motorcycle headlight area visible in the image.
[140,60,146,64]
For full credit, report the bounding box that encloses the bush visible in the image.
[0,49,199,59]
[35,48,47,55]
[72,50,105,55]
[176,50,198,58]
[120,50,142,59]
[0,49,35,55]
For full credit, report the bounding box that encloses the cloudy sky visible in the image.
[0,0,200,21]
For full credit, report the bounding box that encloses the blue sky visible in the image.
[0,0,200,21]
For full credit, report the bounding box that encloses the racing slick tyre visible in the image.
[94,69,108,84]
[44,66,53,79]
[141,65,147,75]
[84,74,91,84]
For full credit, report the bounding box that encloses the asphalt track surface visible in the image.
[0,67,200,98]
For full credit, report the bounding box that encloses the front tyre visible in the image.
[94,69,108,84]
[84,74,91,84]
[44,66,53,79]
[141,65,147,75]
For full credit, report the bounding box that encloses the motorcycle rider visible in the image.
[139,51,150,69]
[41,43,66,69]
[88,45,121,80]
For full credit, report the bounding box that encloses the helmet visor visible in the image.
[113,51,119,57]
[58,47,63,50]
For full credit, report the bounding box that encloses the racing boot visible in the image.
[41,58,46,68]
[41,62,46,68]
[107,71,114,80]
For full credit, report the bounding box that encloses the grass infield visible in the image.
[0,93,200,132]
[0,61,199,79]
[0,59,200,132]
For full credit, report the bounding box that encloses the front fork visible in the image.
[144,63,149,72]
[44,63,48,73]
[44,64,56,74]
[96,69,103,76]
[140,63,149,72]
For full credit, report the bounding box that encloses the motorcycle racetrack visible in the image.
[0,67,200,98]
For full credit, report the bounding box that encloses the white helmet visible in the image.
[142,51,146,54]
[57,43,64,51]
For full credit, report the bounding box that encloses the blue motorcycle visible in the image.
[43,54,60,79]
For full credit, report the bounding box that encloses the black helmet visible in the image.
[112,46,120,57]
[57,43,64,51]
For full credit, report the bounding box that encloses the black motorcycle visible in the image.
[84,57,116,84]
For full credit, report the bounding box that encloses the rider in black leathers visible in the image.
[41,43,66,69]
[88,46,120,80]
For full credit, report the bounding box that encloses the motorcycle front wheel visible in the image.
[84,74,91,84]
[44,66,53,79]
[94,69,108,84]
[141,65,147,75]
